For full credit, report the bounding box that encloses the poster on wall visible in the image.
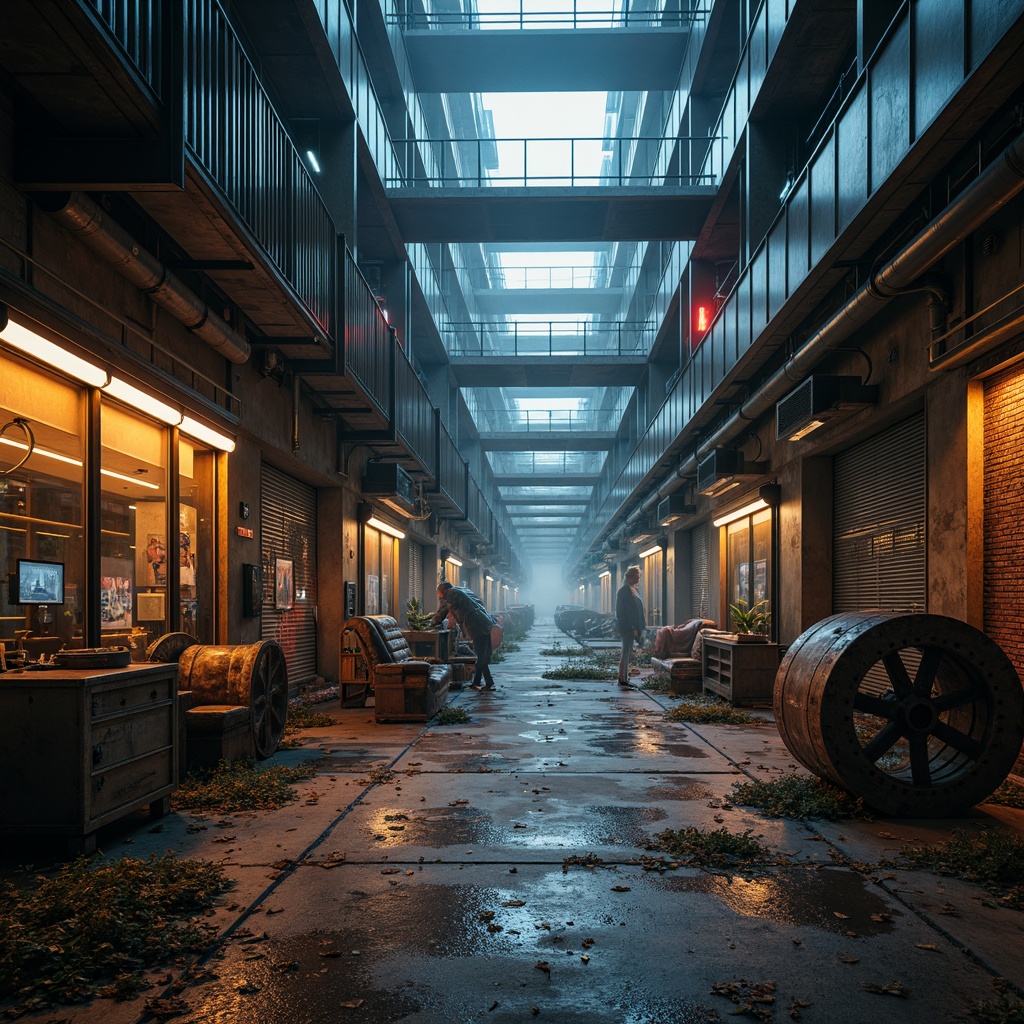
[100,557,133,630]
[275,558,294,610]
[366,574,380,614]
[134,501,167,588]
[179,504,197,589]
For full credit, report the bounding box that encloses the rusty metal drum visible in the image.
[774,612,1024,816]
[149,636,289,759]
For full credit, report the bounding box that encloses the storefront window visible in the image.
[179,439,215,643]
[364,525,397,615]
[725,508,772,631]
[100,403,167,653]
[642,548,664,626]
[0,356,86,656]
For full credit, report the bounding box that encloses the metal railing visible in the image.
[388,137,716,188]
[482,264,611,289]
[444,321,652,357]
[388,0,709,29]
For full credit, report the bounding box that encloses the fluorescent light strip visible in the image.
[599,570,611,578]
[485,574,495,581]
[712,498,770,528]
[2,323,234,449]
[0,321,109,387]
[446,555,463,567]
[1,436,82,467]
[180,415,236,452]
[638,543,664,558]
[366,515,405,539]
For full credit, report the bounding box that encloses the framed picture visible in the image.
[275,557,294,610]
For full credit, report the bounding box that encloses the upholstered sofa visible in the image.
[343,615,450,722]
[650,618,718,694]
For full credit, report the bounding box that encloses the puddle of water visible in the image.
[662,866,901,934]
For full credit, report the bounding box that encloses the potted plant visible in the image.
[728,599,770,641]
[406,597,433,631]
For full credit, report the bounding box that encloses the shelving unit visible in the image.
[702,636,779,706]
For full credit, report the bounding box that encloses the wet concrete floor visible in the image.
[4,619,1024,1024]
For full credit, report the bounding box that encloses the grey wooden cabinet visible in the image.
[702,636,779,706]
[0,663,178,852]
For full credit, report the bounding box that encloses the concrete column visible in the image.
[318,119,358,253]
[927,372,980,626]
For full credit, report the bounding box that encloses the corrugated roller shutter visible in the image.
[690,522,711,620]
[833,413,926,613]
[261,463,318,687]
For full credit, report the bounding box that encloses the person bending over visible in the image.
[430,580,498,690]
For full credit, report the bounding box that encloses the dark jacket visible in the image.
[430,585,495,641]
[615,583,646,639]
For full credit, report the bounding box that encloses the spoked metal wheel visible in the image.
[178,639,289,759]
[774,613,1024,816]
[243,640,289,759]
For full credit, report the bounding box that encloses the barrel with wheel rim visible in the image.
[148,634,289,759]
[774,612,1024,816]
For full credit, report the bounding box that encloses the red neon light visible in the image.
[696,305,711,334]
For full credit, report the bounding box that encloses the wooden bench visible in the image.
[343,615,450,723]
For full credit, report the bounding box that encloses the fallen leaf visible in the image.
[915,944,943,953]
[488,1001,499,1011]
[535,961,551,976]
[833,912,849,919]
[502,900,526,907]
[341,999,364,1008]
[611,886,631,892]
[838,954,860,964]
[861,981,908,997]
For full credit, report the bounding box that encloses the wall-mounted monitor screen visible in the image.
[15,559,65,605]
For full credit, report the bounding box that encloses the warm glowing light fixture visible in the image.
[366,515,405,539]
[485,574,495,582]
[180,415,236,452]
[638,542,665,559]
[599,570,611,579]
[446,554,463,567]
[0,318,109,387]
[713,486,781,528]
[104,376,181,425]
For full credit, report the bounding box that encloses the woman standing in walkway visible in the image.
[615,565,645,687]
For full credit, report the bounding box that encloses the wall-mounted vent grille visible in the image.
[776,376,879,441]
[657,494,696,525]
[363,462,417,516]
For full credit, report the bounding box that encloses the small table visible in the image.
[702,636,779,706]
[401,629,455,662]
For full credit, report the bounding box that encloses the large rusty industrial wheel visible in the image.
[774,612,1024,816]
[147,632,200,663]
[178,640,289,759]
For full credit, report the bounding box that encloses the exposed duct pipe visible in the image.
[37,191,251,365]
[628,127,1024,521]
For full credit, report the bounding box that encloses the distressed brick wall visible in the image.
[983,364,1024,779]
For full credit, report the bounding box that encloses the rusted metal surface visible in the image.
[151,636,288,759]
[774,612,1024,816]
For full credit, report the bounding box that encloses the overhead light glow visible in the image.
[104,376,181,425]
[713,498,771,528]
[366,515,405,539]
[638,543,664,559]
[180,415,236,452]
[599,570,611,578]
[306,150,321,173]
[0,320,109,387]
[446,554,463,567]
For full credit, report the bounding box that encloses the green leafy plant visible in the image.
[406,597,433,630]
[434,705,470,725]
[665,693,763,725]
[648,826,770,867]
[173,757,321,813]
[730,775,869,820]
[729,598,771,634]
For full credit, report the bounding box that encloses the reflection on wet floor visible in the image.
[363,801,670,850]
[661,866,901,933]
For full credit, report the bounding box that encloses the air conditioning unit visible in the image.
[362,463,417,517]
[657,494,696,526]
[628,516,656,546]
[696,449,765,497]
[776,375,879,442]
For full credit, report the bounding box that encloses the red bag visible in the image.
[490,623,503,649]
